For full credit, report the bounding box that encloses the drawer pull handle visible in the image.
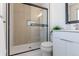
[60,39,79,44]
[60,39,73,43]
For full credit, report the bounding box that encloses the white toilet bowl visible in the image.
[40,41,53,56]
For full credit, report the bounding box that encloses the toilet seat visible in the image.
[41,41,52,48]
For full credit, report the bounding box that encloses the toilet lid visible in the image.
[41,42,53,47]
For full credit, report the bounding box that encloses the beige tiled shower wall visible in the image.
[10,3,42,46]
[12,4,31,45]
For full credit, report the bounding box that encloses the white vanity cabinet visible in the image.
[53,31,79,56]
[53,37,67,56]
[67,42,79,56]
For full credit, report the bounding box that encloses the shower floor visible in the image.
[10,42,41,55]
[15,49,41,56]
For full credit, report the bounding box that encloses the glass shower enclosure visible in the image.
[7,3,48,56]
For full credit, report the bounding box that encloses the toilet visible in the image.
[40,41,53,56]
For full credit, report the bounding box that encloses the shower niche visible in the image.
[7,3,48,55]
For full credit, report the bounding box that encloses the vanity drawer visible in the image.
[53,31,79,43]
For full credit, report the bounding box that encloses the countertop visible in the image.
[53,30,79,33]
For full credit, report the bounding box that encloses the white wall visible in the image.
[50,3,71,31]
[0,3,6,56]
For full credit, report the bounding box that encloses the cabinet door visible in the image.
[53,37,67,56]
[67,42,79,56]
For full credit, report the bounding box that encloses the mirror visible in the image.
[66,3,79,24]
[7,3,48,56]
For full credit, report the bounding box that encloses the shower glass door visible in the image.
[8,3,48,55]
